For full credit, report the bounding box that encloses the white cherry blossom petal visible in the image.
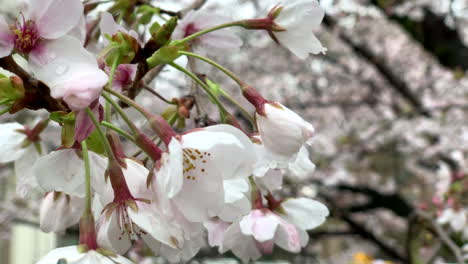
[0,16,15,58]
[39,192,85,233]
[0,122,28,163]
[28,36,108,110]
[280,198,329,230]
[30,0,83,39]
[256,102,315,162]
[14,143,43,198]
[34,149,107,197]
[239,209,280,242]
[97,211,132,255]
[36,246,134,264]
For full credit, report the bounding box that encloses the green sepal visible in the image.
[149,22,161,36]
[161,105,177,120]
[102,32,138,65]
[176,116,186,129]
[152,16,178,46]
[146,45,181,68]
[50,111,75,124]
[0,76,24,103]
[62,121,76,148]
[86,130,106,155]
[137,5,160,25]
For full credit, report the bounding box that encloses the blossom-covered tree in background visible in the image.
[0,0,467,264]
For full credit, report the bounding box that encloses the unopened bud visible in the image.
[146,45,180,69]
[152,16,178,47]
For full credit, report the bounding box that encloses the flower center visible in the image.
[115,204,147,241]
[10,15,40,54]
[182,148,211,181]
[183,23,200,38]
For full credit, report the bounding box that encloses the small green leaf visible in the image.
[86,130,106,155]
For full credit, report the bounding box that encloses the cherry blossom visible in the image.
[173,10,243,51]
[35,246,134,264]
[270,0,327,58]
[33,148,108,197]
[255,103,315,163]
[0,0,83,58]
[27,36,108,110]
[155,124,255,222]
[437,207,467,233]
[39,191,85,233]
[0,122,45,198]
[207,198,329,261]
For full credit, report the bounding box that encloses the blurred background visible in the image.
[1,0,468,263]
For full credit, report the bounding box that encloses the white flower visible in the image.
[156,124,255,222]
[0,122,44,198]
[437,208,467,232]
[217,178,252,222]
[39,191,85,233]
[0,0,83,58]
[0,122,29,163]
[28,36,108,110]
[271,0,326,58]
[33,148,108,197]
[252,136,315,193]
[208,219,262,263]
[256,102,315,162]
[173,10,243,51]
[36,246,134,264]
[96,158,202,259]
[211,198,328,261]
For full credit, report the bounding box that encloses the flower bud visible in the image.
[0,75,24,102]
[104,32,140,65]
[146,45,180,69]
[256,102,314,160]
[152,16,178,47]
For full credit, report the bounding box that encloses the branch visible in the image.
[0,56,68,113]
[416,210,465,264]
[324,16,431,117]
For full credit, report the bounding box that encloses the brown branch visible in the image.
[0,56,68,113]
[416,210,465,264]
[324,16,432,118]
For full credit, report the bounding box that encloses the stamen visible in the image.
[9,13,40,54]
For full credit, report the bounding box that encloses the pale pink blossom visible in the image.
[96,158,202,259]
[0,122,44,198]
[173,10,243,51]
[208,198,328,261]
[256,102,315,163]
[33,148,108,197]
[155,124,255,222]
[36,246,134,264]
[28,36,108,110]
[270,0,326,58]
[39,191,84,233]
[0,0,83,58]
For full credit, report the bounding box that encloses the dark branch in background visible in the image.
[320,193,408,262]
[335,184,414,217]
[370,0,468,71]
[324,16,432,117]
[416,210,465,264]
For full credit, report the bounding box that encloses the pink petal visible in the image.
[111,64,137,92]
[0,16,15,58]
[240,209,279,242]
[28,36,108,110]
[30,0,84,39]
[74,101,103,142]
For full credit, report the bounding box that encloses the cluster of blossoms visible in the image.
[0,0,329,263]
